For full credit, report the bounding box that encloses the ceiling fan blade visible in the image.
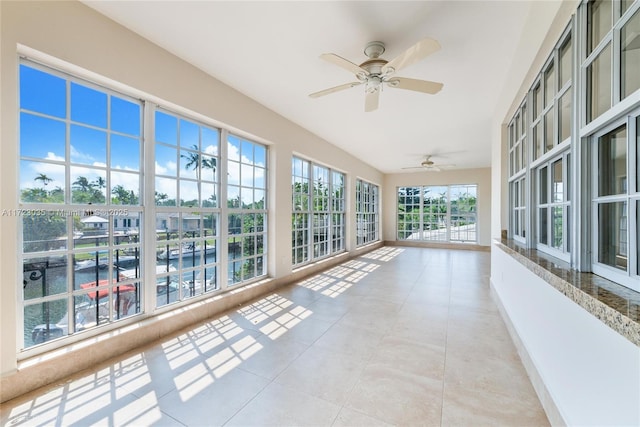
[387,77,443,94]
[309,81,362,98]
[320,53,369,77]
[364,89,380,112]
[381,38,441,75]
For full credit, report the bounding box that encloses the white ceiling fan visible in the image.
[309,38,444,112]
[401,155,454,172]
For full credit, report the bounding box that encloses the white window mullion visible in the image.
[219,128,229,291]
[143,102,156,312]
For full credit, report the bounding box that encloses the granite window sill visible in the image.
[494,239,640,347]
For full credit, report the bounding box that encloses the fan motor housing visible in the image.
[359,58,388,75]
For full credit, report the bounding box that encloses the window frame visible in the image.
[590,111,639,291]
[291,156,346,267]
[356,179,380,247]
[396,184,478,244]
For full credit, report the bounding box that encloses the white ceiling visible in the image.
[83,1,543,174]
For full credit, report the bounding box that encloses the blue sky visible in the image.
[20,64,266,204]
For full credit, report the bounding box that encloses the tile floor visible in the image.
[1,247,549,426]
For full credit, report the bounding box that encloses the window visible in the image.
[585,0,640,124]
[20,62,143,349]
[292,157,311,265]
[509,102,527,175]
[291,157,345,266]
[397,185,477,243]
[227,135,267,285]
[592,117,639,291]
[18,59,272,352]
[505,3,640,293]
[509,25,572,250]
[356,179,379,246]
[621,8,640,100]
[536,153,571,260]
[511,178,527,242]
[154,110,220,306]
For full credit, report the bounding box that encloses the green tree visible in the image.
[34,173,52,187]
[112,185,138,205]
[72,176,104,204]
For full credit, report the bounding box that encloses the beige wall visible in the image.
[382,168,492,246]
[0,1,383,377]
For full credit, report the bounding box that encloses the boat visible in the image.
[31,264,183,344]
[157,243,216,260]
[74,255,139,272]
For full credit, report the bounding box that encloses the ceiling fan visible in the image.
[401,155,454,172]
[309,38,444,112]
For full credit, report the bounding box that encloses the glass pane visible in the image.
[544,63,555,106]
[621,9,640,99]
[20,65,66,118]
[200,155,217,182]
[20,161,65,204]
[20,113,66,160]
[155,111,177,145]
[539,166,548,204]
[179,149,199,180]
[180,119,199,149]
[70,125,107,166]
[539,207,548,245]
[155,145,177,177]
[71,168,106,204]
[533,84,542,117]
[552,206,563,249]
[202,127,219,156]
[156,275,182,307]
[637,201,639,276]
[509,123,515,148]
[553,159,563,202]
[544,110,554,151]
[111,96,140,136]
[227,136,240,161]
[24,299,68,348]
[111,171,139,205]
[598,202,628,271]
[559,89,572,143]
[23,212,68,253]
[533,122,543,159]
[588,44,612,122]
[637,116,640,192]
[622,0,633,16]
[71,83,107,128]
[155,177,177,206]
[559,36,572,88]
[588,0,613,55]
[598,125,627,196]
[23,257,68,299]
[111,135,140,171]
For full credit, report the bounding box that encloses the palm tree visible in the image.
[34,173,52,187]
[72,176,92,192]
[181,145,201,179]
[155,191,169,205]
[93,176,106,190]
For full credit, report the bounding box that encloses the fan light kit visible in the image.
[309,38,444,112]
[402,155,455,172]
